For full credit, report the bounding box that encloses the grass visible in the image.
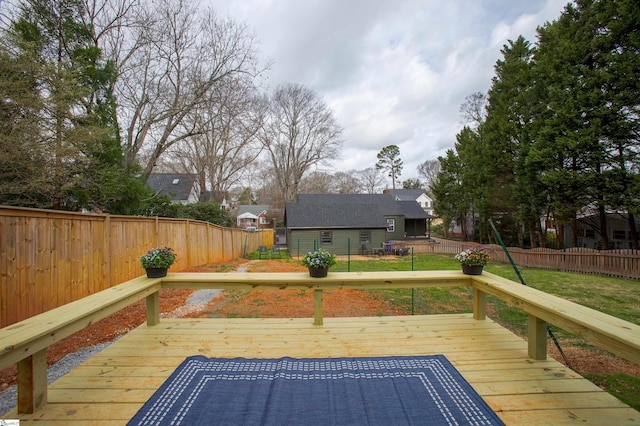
[585,373,640,410]
[332,253,640,326]
[329,253,640,409]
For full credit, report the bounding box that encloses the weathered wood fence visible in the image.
[401,239,640,280]
[0,206,272,327]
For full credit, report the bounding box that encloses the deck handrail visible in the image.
[2,270,640,414]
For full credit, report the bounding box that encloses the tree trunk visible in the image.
[628,212,638,250]
[598,204,609,250]
[557,221,566,249]
[529,220,537,249]
[539,210,549,248]
[459,213,468,240]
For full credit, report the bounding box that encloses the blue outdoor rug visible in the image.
[128,355,504,425]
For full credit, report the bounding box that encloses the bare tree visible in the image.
[260,83,343,203]
[459,91,487,129]
[170,74,266,196]
[297,170,362,194]
[82,0,139,49]
[417,159,441,195]
[298,171,335,194]
[252,160,285,209]
[115,0,264,178]
[334,171,361,193]
[357,167,385,194]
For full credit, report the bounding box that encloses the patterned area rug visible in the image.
[128,355,504,425]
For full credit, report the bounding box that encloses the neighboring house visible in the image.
[285,194,429,255]
[147,173,200,204]
[236,205,271,229]
[565,211,640,249]
[384,189,435,216]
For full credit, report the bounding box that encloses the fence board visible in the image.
[0,207,271,327]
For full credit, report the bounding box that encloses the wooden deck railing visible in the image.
[2,271,640,414]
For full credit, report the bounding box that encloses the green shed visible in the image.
[285,193,429,256]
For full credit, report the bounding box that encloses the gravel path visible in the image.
[0,287,224,417]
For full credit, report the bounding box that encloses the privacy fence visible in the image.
[400,239,639,280]
[0,206,272,327]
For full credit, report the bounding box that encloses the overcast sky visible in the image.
[204,0,570,185]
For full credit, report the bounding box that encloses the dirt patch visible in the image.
[1,259,637,393]
[202,289,404,318]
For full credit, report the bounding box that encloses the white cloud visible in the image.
[204,0,569,185]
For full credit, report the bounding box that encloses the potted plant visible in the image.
[300,248,337,278]
[140,246,177,278]
[455,246,490,275]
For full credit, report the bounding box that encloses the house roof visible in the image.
[385,188,428,201]
[296,193,405,215]
[237,212,259,220]
[285,201,388,229]
[237,204,269,216]
[397,200,430,219]
[147,173,197,202]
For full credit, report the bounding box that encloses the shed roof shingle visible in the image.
[285,201,388,229]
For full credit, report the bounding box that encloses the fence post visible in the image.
[105,214,112,287]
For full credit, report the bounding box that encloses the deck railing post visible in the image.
[17,349,47,413]
[146,291,160,326]
[528,315,547,360]
[314,290,323,326]
[473,288,486,320]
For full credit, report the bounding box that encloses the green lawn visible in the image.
[331,253,640,410]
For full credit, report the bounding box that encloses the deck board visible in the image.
[7,314,640,424]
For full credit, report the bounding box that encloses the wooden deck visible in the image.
[7,313,639,425]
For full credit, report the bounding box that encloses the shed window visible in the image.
[386,219,395,232]
[359,231,371,244]
[320,231,332,244]
[585,229,595,238]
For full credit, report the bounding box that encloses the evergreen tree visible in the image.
[432,146,471,239]
[376,145,403,189]
[0,22,48,207]
[480,36,540,246]
[401,178,422,190]
[0,0,147,212]
[532,0,640,248]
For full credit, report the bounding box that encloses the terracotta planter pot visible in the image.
[145,267,168,278]
[461,264,483,275]
[308,267,329,278]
